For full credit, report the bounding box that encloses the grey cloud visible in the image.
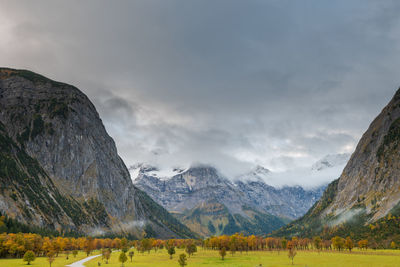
[1,0,400,185]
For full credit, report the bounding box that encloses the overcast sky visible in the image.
[1,1,400,183]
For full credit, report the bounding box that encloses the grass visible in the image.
[0,251,98,267]
[1,248,399,267]
[85,248,400,267]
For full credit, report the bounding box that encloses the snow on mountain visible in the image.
[236,165,271,182]
[130,153,349,224]
[129,163,187,181]
[235,153,351,188]
[132,163,326,220]
[311,153,351,171]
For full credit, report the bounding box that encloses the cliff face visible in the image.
[0,68,195,238]
[326,89,400,221]
[274,88,400,238]
[0,121,92,232]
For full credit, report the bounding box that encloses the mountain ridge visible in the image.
[0,67,196,239]
[274,88,400,240]
[132,163,328,236]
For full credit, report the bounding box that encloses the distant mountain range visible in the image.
[0,68,196,239]
[131,155,347,237]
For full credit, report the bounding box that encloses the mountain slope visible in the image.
[0,121,95,231]
[274,88,400,240]
[132,164,327,236]
[174,201,286,237]
[0,68,196,238]
[133,165,287,237]
[235,180,325,220]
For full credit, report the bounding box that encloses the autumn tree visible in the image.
[23,250,36,265]
[119,251,128,267]
[47,251,55,267]
[281,238,287,250]
[185,243,197,257]
[287,241,297,265]
[219,247,226,260]
[84,237,94,256]
[344,237,354,252]
[72,250,78,258]
[129,250,134,262]
[266,237,274,251]
[358,240,368,250]
[121,238,129,253]
[178,253,188,267]
[331,236,344,251]
[229,242,236,256]
[104,249,111,264]
[141,238,152,254]
[313,236,322,252]
[168,246,176,259]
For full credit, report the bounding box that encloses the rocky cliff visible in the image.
[0,68,195,238]
[274,88,400,238]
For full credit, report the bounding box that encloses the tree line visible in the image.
[203,233,397,252]
[0,233,134,258]
[1,231,398,264]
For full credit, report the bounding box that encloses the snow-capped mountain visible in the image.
[132,163,326,219]
[236,165,271,182]
[311,153,350,171]
[235,165,326,219]
[129,163,186,181]
[129,153,349,236]
[132,164,287,236]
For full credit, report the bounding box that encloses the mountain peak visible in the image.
[0,68,196,238]
[311,153,351,171]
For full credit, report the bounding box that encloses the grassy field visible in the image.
[0,251,97,267]
[85,248,400,267]
[1,248,399,267]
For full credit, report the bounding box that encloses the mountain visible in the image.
[132,164,325,237]
[274,88,400,242]
[132,165,287,236]
[0,68,196,238]
[234,180,325,220]
[311,153,350,171]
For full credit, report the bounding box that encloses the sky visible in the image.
[1,1,400,185]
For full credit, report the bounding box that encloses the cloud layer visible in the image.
[1,1,400,184]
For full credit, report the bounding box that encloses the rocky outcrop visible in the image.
[325,90,400,221]
[274,88,400,238]
[0,68,195,238]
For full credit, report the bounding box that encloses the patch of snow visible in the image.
[129,162,187,181]
[311,153,350,171]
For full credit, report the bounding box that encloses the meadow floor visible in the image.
[0,251,97,267]
[1,248,399,267]
[85,248,400,267]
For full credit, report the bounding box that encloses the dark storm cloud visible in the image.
[1,0,400,183]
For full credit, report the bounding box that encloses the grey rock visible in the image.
[0,68,195,238]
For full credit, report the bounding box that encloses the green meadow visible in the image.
[0,251,91,267]
[85,248,400,267]
[1,248,399,267]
